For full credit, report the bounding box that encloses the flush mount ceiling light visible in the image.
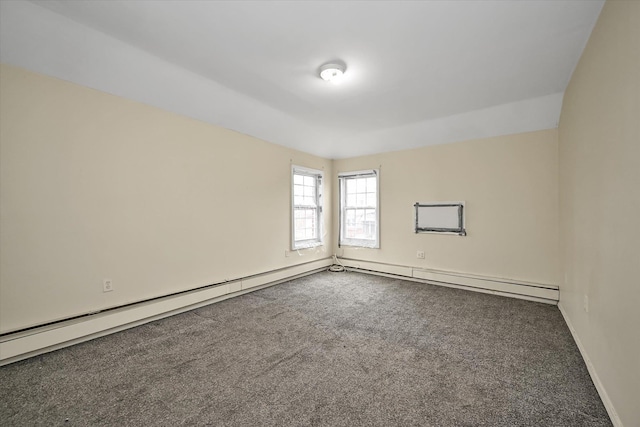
[319,62,346,83]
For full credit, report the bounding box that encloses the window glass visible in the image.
[339,170,379,248]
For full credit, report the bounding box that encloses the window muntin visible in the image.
[292,166,323,249]
[339,170,379,248]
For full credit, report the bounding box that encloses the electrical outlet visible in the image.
[416,250,425,259]
[103,279,113,293]
[583,295,589,312]
[285,250,291,257]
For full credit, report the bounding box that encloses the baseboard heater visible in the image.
[338,258,558,304]
[0,257,332,366]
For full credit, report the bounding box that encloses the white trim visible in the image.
[558,303,622,427]
[339,257,559,304]
[292,165,323,176]
[339,169,380,249]
[0,258,332,366]
[338,169,378,177]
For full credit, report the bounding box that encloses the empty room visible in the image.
[0,0,638,426]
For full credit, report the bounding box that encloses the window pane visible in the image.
[365,209,376,222]
[356,178,366,192]
[346,194,356,207]
[356,193,366,207]
[304,186,313,197]
[294,184,304,197]
[367,177,376,192]
[346,179,356,194]
[294,174,303,185]
[346,209,355,223]
[294,208,317,242]
[366,193,376,207]
[303,175,314,186]
[364,209,376,239]
[343,207,376,241]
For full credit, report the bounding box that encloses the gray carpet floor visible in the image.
[1,271,611,426]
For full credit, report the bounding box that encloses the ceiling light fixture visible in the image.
[319,62,346,83]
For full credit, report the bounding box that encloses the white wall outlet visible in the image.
[416,250,425,259]
[103,279,113,293]
[583,295,589,312]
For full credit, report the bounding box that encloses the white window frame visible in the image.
[339,169,380,248]
[291,165,324,250]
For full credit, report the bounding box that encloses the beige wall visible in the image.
[333,129,559,285]
[0,62,560,336]
[558,1,640,425]
[0,63,332,333]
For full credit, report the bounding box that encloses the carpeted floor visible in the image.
[0,271,611,426]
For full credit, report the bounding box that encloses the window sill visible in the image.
[292,242,324,251]
[339,241,379,249]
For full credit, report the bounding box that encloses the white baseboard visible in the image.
[0,258,332,366]
[339,258,558,304]
[558,302,622,427]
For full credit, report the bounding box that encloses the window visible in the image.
[292,166,323,249]
[339,170,379,248]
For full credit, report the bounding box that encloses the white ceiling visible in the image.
[0,0,604,158]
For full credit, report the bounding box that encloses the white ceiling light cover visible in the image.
[319,63,345,83]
